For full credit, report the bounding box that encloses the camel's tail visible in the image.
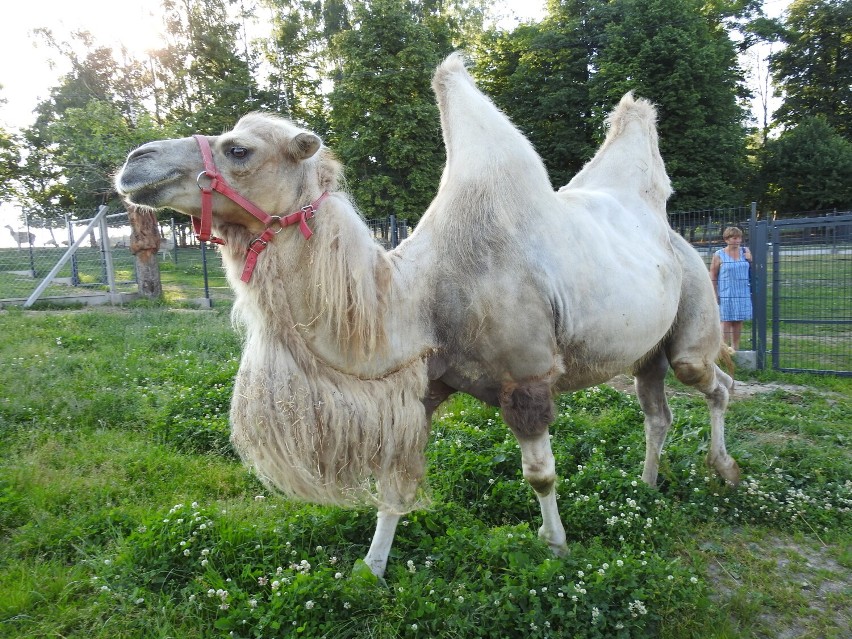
[563,92,672,214]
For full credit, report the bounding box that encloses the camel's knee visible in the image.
[670,358,714,390]
[523,461,556,496]
[500,380,554,440]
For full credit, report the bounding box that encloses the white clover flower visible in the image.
[305,600,315,610]
[343,602,351,609]
[690,576,698,584]
[207,589,216,598]
[411,624,418,631]
[529,589,537,596]
[407,560,416,573]
[201,559,208,567]
[249,599,258,608]
[335,572,343,579]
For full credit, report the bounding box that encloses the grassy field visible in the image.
[0,305,849,638]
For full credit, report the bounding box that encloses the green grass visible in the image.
[0,306,849,638]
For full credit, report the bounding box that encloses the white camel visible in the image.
[5,225,35,249]
[115,53,739,577]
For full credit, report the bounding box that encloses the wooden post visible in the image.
[128,204,163,299]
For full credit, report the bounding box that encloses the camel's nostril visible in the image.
[128,145,157,162]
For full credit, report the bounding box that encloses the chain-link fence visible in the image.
[1,209,138,307]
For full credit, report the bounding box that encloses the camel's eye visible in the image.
[229,146,249,159]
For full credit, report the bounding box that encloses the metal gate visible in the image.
[752,213,852,376]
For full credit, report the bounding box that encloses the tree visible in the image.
[150,0,264,135]
[0,123,21,204]
[471,0,609,187]
[259,0,343,134]
[770,0,851,140]
[327,0,452,221]
[759,116,852,213]
[591,0,750,210]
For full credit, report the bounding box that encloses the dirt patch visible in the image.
[702,532,851,638]
[605,374,814,400]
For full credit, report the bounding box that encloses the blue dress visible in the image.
[716,247,752,321]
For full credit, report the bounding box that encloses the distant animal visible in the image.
[44,238,59,247]
[115,52,739,577]
[5,225,35,249]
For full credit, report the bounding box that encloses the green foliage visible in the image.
[327,0,451,221]
[0,124,21,203]
[770,0,852,140]
[153,0,264,135]
[591,0,750,210]
[758,116,852,212]
[471,13,598,187]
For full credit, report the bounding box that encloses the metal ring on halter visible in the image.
[196,171,213,190]
[267,216,287,234]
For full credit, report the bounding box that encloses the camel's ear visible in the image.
[289,132,321,161]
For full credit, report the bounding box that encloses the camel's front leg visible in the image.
[363,510,400,577]
[517,431,568,555]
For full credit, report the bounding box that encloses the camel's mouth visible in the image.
[115,170,183,208]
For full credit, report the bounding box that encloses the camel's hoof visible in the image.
[708,455,741,487]
[538,526,568,557]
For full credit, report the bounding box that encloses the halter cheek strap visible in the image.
[191,134,328,282]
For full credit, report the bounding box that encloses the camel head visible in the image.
[115,113,342,235]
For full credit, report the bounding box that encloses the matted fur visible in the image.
[214,141,427,511]
[230,275,431,512]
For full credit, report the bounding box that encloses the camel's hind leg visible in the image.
[667,336,741,486]
[635,350,673,487]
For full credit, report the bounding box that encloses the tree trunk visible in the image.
[127,204,163,299]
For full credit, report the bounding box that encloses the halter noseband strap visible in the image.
[191,134,328,282]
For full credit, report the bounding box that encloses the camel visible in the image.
[115,53,739,577]
[5,225,35,249]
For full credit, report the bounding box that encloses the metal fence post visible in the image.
[25,213,36,277]
[390,215,398,248]
[200,240,211,305]
[98,212,117,295]
[66,214,80,286]
[171,217,178,263]
[751,219,769,370]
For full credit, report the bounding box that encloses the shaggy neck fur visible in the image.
[212,164,431,513]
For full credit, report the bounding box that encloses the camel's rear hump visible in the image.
[563,92,672,213]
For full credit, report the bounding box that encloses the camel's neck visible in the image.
[220,195,430,378]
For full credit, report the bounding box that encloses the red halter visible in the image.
[192,134,329,282]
